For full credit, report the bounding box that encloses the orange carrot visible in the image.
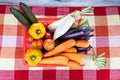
[59,53,83,64]
[76,17,83,24]
[40,56,69,65]
[40,55,81,69]
[43,39,76,57]
[63,47,77,53]
[75,40,89,48]
[67,61,81,69]
[58,52,76,54]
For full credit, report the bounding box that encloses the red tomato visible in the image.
[42,22,49,30]
[27,34,34,43]
[44,32,53,39]
[43,39,55,51]
[36,39,43,47]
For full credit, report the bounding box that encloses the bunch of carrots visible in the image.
[40,39,90,69]
[40,39,106,69]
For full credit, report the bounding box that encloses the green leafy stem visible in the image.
[92,48,107,69]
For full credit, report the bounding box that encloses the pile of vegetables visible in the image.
[10,2,106,69]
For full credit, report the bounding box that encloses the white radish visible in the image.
[48,11,80,33]
[48,6,93,33]
[48,15,67,32]
[53,10,81,40]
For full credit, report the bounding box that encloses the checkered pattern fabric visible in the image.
[0,4,120,80]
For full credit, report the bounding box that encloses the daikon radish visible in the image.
[48,14,72,33]
[47,7,93,40]
[53,11,81,40]
[48,6,93,33]
[43,39,76,57]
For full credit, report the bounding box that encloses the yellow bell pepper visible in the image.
[29,23,46,39]
[24,48,43,66]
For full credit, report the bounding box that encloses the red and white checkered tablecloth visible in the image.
[0,4,120,80]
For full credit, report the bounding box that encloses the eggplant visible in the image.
[65,28,81,35]
[58,35,93,40]
[79,26,94,35]
[58,31,85,40]
[58,26,94,40]
[76,45,92,52]
[84,27,94,35]
[66,26,93,35]
[78,35,94,40]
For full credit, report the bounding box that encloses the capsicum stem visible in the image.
[36,29,41,34]
[30,55,36,60]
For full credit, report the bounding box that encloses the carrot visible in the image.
[43,39,76,57]
[67,61,81,69]
[76,17,83,24]
[75,40,89,48]
[40,56,69,65]
[59,51,106,69]
[63,47,77,53]
[59,53,83,64]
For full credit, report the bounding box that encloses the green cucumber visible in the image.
[19,2,38,23]
[10,6,31,29]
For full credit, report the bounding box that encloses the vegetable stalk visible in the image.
[92,48,106,69]
[81,48,106,69]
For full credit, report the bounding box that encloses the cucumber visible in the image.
[10,6,31,29]
[19,2,38,23]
